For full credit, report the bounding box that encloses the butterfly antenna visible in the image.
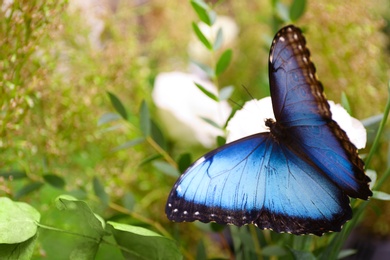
[242,84,256,100]
[239,84,271,121]
[228,98,243,109]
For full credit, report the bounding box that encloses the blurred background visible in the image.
[1,0,390,258]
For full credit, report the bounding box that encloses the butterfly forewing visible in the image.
[269,26,329,126]
[268,26,372,199]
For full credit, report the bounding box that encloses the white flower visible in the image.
[188,16,239,64]
[328,101,367,149]
[226,97,274,143]
[226,97,366,149]
[152,72,232,148]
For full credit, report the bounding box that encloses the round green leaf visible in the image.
[0,197,40,244]
[108,222,182,260]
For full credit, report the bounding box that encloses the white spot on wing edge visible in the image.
[190,156,206,169]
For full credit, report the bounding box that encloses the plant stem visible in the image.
[364,81,390,169]
[108,202,171,238]
[146,136,177,168]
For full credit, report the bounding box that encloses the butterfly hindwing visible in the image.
[166,133,352,235]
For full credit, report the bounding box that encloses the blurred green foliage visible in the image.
[1,0,389,258]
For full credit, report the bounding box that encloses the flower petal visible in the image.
[152,72,231,147]
[226,97,274,143]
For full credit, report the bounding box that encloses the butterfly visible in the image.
[165,25,372,236]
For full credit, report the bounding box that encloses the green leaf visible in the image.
[213,28,223,51]
[216,136,226,146]
[191,59,215,78]
[366,169,377,189]
[210,223,225,232]
[289,0,307,21]
[99,124,124,133]
[208,10,217,25]
[372,191,390,200]
[196,240,207,260]
[43,174,66,189]
[107,91,128,120]
[191,0,211,26]
[152,161,180,177]
[139,154,163,166]
[341,92,352,115]
[0,170,27,180]
[338,249,357,259]
[139,100,151,137]
[122,192,136,211]
[192,22,212,50]
[200,116,222,129]
[0,197,40,244]
[219,85,234,100]
[14,182,44,200]
[177,153,192,173]
[55,195,109,237]
[151,120,167,150]
[276,2,289,22]
[362,114,383,128]
[229,226,256,257]
[93,177,110,206]
[112,137,145,152]
[215,49,232,76]
[194,82,219,101]
[288,248,316,260]
[70,241,99,259]
[108,222,182,260]
[38,196,110,258]
[97,112,122,126]
[0,234,38,260]
[262,245,288,256]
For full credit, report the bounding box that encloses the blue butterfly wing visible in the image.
[166,25,372,236]
[166,134,351,235]
[268,26,371,199]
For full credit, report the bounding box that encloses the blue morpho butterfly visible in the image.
[165,25,372,236]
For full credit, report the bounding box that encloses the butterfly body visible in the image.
[166,25,372,236]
